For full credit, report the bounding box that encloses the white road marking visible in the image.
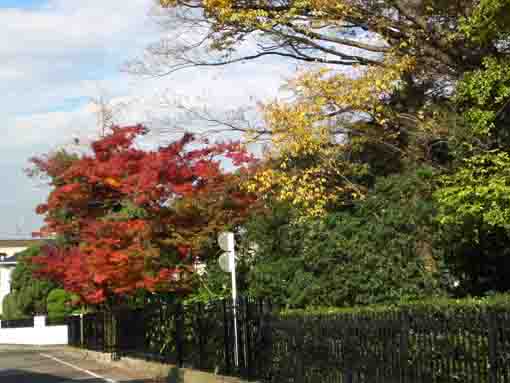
[40,353,117,383]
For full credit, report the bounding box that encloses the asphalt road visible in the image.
[0,346,152,383]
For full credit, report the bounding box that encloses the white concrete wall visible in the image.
[0,246,28,258]
[0,316,68,345]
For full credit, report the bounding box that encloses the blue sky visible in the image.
[0,0,291,238]
[0,0,42,8]
[0,0,156,238]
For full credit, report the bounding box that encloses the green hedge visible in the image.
[280,293,510,317]
[273,295,510,382]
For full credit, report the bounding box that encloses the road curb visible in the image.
[59,346,249,383]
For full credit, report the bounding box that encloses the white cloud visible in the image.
[0,0,294,237]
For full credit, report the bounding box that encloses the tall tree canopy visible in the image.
[153,0,498,76]
[29,126,257,305]
[142,0,510,218]
[141,0,510,297]
[30,0,504,304]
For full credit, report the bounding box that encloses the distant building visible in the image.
[0,239,42,315]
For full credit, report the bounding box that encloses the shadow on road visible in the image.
[0,369,154,383]
[166,367,184,383]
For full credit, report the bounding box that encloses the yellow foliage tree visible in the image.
[149,0,490,217]
[245,55,417,216]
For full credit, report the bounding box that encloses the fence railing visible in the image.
[68,299,510,383]
[111,298,269,373]
[0,317,35,329]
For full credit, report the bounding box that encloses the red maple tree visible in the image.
[29,125,257,304]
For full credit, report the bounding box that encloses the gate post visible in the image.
[80,313,84,347]
[175,302,185,368]
[488,311,498,383]
[400,311,410,383]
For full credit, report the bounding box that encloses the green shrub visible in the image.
[243,170,444,309]
[2,292,24,320]
[46,288,73,318]
[8,245,57,317]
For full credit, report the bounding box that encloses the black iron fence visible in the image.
[111,298,266,374]
[0,317,34,328]
[68,299,510,383]
[67,315,82,347]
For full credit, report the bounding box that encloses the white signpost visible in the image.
[218,231,239,367]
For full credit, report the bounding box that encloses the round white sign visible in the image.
[218,251,232,273]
